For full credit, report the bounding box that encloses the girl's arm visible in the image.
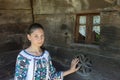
[48,54,63,80]
[63,58,80,76]
[14,54,29,80]
[48,52,79,80]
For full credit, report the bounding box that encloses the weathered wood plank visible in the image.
[33,0,110,14]
[0,0,31,9]
[0,10,33,24]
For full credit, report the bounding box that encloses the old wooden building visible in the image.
[0,0,120,80]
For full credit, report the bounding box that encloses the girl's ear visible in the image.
[27,34,31,41]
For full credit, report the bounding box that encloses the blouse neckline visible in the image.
[23,49,45,57]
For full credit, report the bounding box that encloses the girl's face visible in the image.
[27,28,45,47]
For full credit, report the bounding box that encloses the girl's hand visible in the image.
[69,58,80,73]
[63,58,80,76]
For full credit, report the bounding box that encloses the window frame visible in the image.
[74,13,100,44]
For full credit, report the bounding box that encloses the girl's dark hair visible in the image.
[23,23,45,52]
[27,23,44,35]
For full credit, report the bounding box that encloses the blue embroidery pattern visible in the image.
[15,55,29,80]
[14,50,63,80]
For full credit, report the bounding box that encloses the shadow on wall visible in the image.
[100,26,117,49]
[0,23,29,79]
[60,24,71,44]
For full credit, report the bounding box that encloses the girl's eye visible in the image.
[34,35,38,38]
[33,34,44,39]
[41,35,44,38]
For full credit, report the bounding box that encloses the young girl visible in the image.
[14,23,80,80]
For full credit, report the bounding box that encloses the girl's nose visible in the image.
[38,37,44,41]
[38,37,42,41]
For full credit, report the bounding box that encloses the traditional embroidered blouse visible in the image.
[14,50,63,80]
